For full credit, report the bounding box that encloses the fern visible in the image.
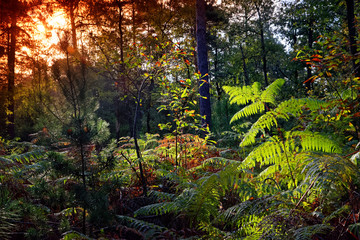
[348,223,360,239]
[322,204,350,223]
[231,101,265,123]
[62,230,93,240]
[224,79,285,122]
[116,215,167,239]
[290,131,342,153]
[240,98,328,147]
[0,157,13,165]
[10,149,46,164]
[301,154,356,193]
[260,79,286,103]
[223,82,262,106]
[188,157,239,174]
[148,190,176,202]
[134,202,179,217]
[292,224,332,240]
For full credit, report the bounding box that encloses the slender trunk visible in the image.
[214,44,221,100]
[115,98,121,142]
[7,1,17,139]
[132,1,136,44]
[345,0,360,78]
[175,130,178,167]
[239,43,250,85]
[116,1,125,142]
[345,0,360,140]
[255,4,268,87]
[260,27,268,86]
[80,138,87,234]
[196,0,211,130]
[69,3,77,49]
[133,78,148,196]
[305,18,314,92]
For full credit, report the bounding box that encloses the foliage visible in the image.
[1,0,360,239]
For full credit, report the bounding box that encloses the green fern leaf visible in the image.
[116,215,167,238]
[240,111,279,147]
[223,82,261,106]
[0,157,13,165]
[134,202,179,217]
[230,101,265,123]
[148,190,176,202]
[260,78,285,104]
[288,131,342,153]
[293,224,332,240]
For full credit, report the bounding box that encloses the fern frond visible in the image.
[230,101,265,123]
[188,174,222,223]
[223,82,261,106]
[322,204,350,223]
[0,207,19,240]
[348,223,360,238]
[288,131,342,153]
[292,224,332,240]
[0,157,13,165]
[148,190,176,202]
[302,154,356,192]
[240,111,279,147]
[260,78,286,104]
[61,230,93,240]
[188,157,239,173]
[116,215,167,238]
[242,137,286,168]
[222,196,274,223]
[10,149,46,164]
[134,202,179,217]
[274,98,328,117]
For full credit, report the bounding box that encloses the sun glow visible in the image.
[32,10,68,47]
[48,12,67,29]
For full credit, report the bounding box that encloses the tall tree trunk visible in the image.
[196,0,211,129]
[239,43,250,85]
[305,18,314,92]
[345,0,360,78]
[69,2,77,49]
[345,0,360,140]
[255,4,268,86]
[116,0,126,142]
[7,0,17,139]
[260,27,269,86]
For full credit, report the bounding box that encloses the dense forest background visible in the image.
[1,0,360,239]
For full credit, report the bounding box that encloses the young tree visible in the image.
[196,0,211,129]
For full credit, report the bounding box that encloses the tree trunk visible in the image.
[69,2,77,49]
[345,0,360,78]
[239,43,250,85]
[196,0,211,129]
[260,27,269,86]
[305,18,314,92]
[7,0,17,139]
[255,3,268,87]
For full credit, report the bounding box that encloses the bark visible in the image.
[133,83,148,196]
[116,0,126,142]
[255,3,268,86]
[305,18,314,92]
[69,3,77,49]
[7,0,17,139]
[345,0,360,78]
[239,43,250,85]
[196,0,211,129]
[260,27,269,86]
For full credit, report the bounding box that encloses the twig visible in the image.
[291,172,321,214]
